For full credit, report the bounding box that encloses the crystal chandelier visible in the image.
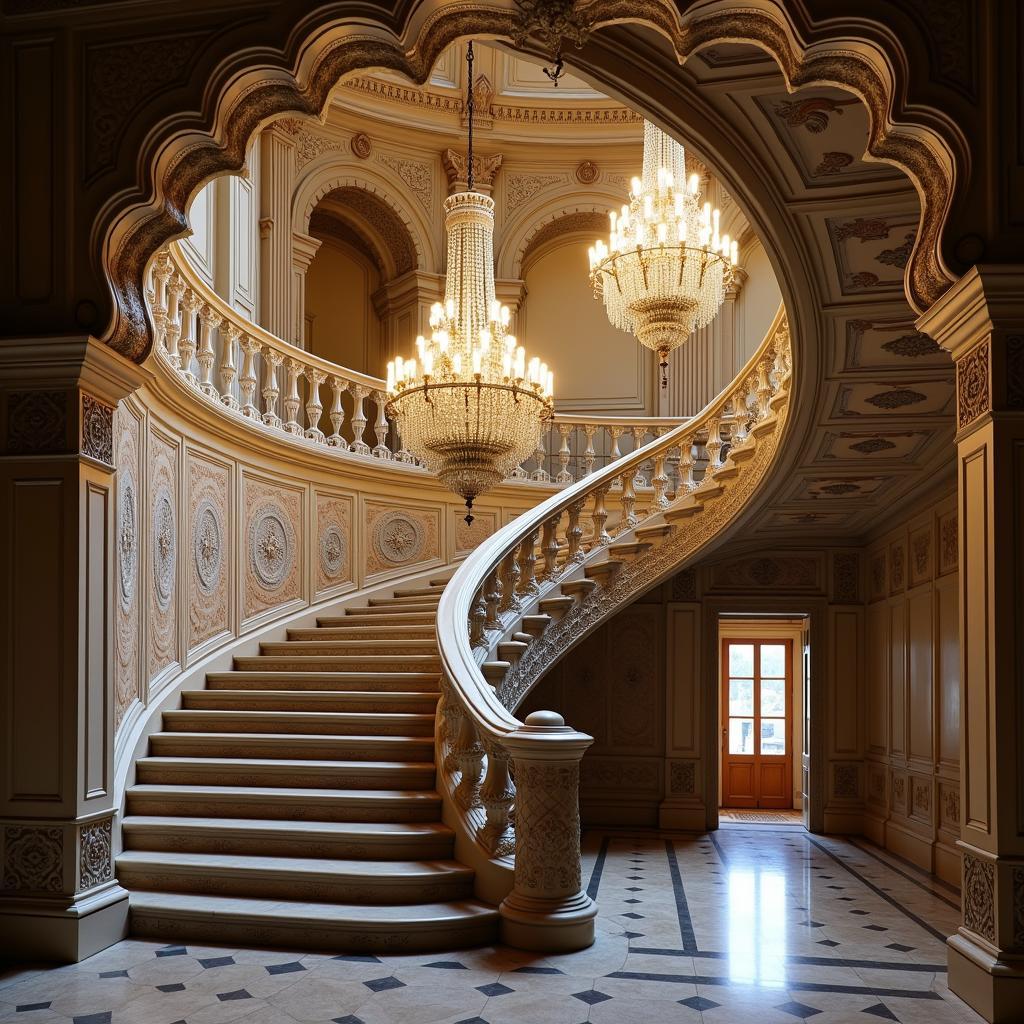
[589,121,738,386]
[386,42,554,524]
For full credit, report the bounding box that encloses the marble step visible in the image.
[182,689,439,713]
[232,654,442,673]
[149,731,436,762]
[392,585,446,598]
[126,784,442,822]
[121,816,455,859]
[129,891,499,952]
[259,639,438,656]
[118,850,474,904]
[317,612,437,627]
[163,708,436,736]
[135,756,437,790]
[367,594,442,607]
[205,671,441,692]
[343,603,440,616]
[291,624,436,640]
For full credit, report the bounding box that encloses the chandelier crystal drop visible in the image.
[386,42,554,525]
[589,120,738,386]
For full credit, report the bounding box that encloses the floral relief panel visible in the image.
[148,430,179,683]
[188,452,230,649]
[114,403,141,730]
[455,508,497,555]
[244,476,303,620]
[315,491,354,597]
[365,501,440,577]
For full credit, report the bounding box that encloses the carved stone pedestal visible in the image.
[499,711,597,952]
[919,266,1024,1022]
[0,337,147,960]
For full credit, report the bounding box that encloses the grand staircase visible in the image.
[119,578,500,952]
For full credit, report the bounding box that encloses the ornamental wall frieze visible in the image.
[148,431,178,682]
[831,551,860,603]
[908,525,933,587]
[115,405,141,730]
[5,390,67,454]
[188,454,230,648]
[2,825,63,893]
[375,153,434,212]
[956,339,990,430]
[937,510,958,575]
[78,817,113,891]
[81,394,114,465]
[243,477,302,619]
[365,502,440,577]
[963,852,996,942]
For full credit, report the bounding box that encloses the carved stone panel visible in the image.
[889,539,906,595]
[910,776,933,823]
[937,510,958,575]
[608,607,661,751]
[5,390,68,454]
[315,491,354,596]
[833,763,860,799]
[867,764,887,807]
[188,453,230,648]
[963,852,996,942]
[956,340,990,430]
[709,554,821,593]
[909,524,933,587]
[148,431,178,682]
[891,773,907,814]
[832,552,860,603]
[80,393,114,465]
[940,783,961,829]
[2,826,63,893]
[365,502,440,577]
[114,404,141,730]
[869,549,887,602]
[669,759,697,795]
[456,509,497,555]
[78,817,113,890]
[244,477,303,619]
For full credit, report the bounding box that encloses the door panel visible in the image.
[721,637,794,809]
[801,627,811,828]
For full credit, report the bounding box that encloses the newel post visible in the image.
[498,711,596,952]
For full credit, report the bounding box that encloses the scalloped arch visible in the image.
[100,0,962,360]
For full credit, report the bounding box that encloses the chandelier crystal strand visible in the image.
[589,120,738,387]
[386,42,554,524]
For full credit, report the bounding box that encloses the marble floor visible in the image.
[0,829,985,1024]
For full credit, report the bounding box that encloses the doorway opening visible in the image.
[718,615,809,828]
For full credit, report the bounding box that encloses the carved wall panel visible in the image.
[938,509,958,575]
[365,501,440,577]
[608,607,661,752]
[908,524,933,587]
[832,763,860,800]
[707,554,822,593]
[315,490,354,596]
[187,452,230,649]
[114,404,141,730]
[2,825,63,893]
[78,817,113,891]
[455,509,497,556]
[147,430,178,682]
[243,476,303,620]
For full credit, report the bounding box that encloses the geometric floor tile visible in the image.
[266,961,306,975]
[679,995,721,1010]
[216,990,252,1002]
[476,983,513,997]
[862,1005,900,1021]
[572,990,613,1005]
[776,1001,822,1019]
[885,943,915,953]
[364,977,406,993]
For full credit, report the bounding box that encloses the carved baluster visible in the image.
[705,417,723,469]
[756,360,773,418]
[555,424,573,485]
[592,484,611,546]
[632,427,648,487]
[479,740,515,857]
[196,306,221,399]
[282,359,303,434]
[531,432,550,483]
[349,383,370,455]
[731,385,752,447]
[454,715,485,810]
[498,549,521,613]
[609,427,623,465]
[151,252,172,353]
[678,440,696,492]
[372,390,391,458]
[441,690,464,774]
[541,513,561,580]
[238,337,260,418]
[517,528,540,597]
[178,290,199,385]
[326,377,347,447]
[619,470,637,528]
[484,569,502,632]
[653,447,670,509]
[583,425,597,476]
[219,322,241,410]
[566,498,586,564]
[262,350,283,428]
[164,275,185,368]
[304,369,326,442]
[470,587,488,649]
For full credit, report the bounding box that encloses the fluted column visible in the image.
[918,265,1024,1024]
[258,125,297,340]
[498,711,596,952]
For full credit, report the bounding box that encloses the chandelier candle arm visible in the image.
[589,121,738,386]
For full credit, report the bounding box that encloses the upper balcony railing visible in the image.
[147,245,702,488]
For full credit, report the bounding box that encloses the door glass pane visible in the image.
[729,718,755,755]
[761,644,786,678]
[729,644,754,677]
[761,677,786,717]
[760,719,786,755]
[729,678,754,716]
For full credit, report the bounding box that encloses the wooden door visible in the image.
[721,638,793,809]
[801,626,811,828]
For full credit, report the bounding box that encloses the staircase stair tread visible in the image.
[392,585,447,597]
[234,655,441,667]
[261,640,437,653]
[182,690,438,709]
[122,816,452,839]
[127,783,441,804]
[343,604,440,616]
[149,732,435,757]
[139,755,435,770]
[118,849,472,880]
[293,625,436,639]
[164,709,435,730]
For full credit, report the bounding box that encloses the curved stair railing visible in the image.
[148,245,690,484]
[434,307,792,952]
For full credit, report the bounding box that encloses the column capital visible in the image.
[291,230,322,272]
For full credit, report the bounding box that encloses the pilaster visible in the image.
[258,125,297,340]
[917,265,1024,1023]
[0,337,149,960]
[291,230,323,349]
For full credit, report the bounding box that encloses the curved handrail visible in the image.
[433,305,792,947]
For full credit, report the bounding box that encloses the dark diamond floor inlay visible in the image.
[572,990,612,1005]
[885,943,915,953]
[266,961,306,975]
[217,989,252,1001]
[476,982,513,997]
[332,1016,366,1024]
[16,1004,52,1012]
[776,1000,822,1019]
[513,966,564,975]
[157,983,186,993]
[199,956,235,968]
[862,1005,900,1021]
[426,960,468,969]
[156,946,187,957]
[364,976,405,993]
[680,996,721,1011]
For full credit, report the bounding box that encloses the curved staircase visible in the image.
[119,578,499,952]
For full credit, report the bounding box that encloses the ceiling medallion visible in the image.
[386,42,554,524]
[512,0,593,86]
[589,121,737,387]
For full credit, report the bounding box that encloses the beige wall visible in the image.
[305,239,383,375]
[863,490,960,885]
[738,239,782,361]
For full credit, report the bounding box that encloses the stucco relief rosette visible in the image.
[193,498,223,594]
[117,470,138,612]
[320,524,347,581]
[152,485,175,611]
[249,502,295,590]
[373,510,425,565]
